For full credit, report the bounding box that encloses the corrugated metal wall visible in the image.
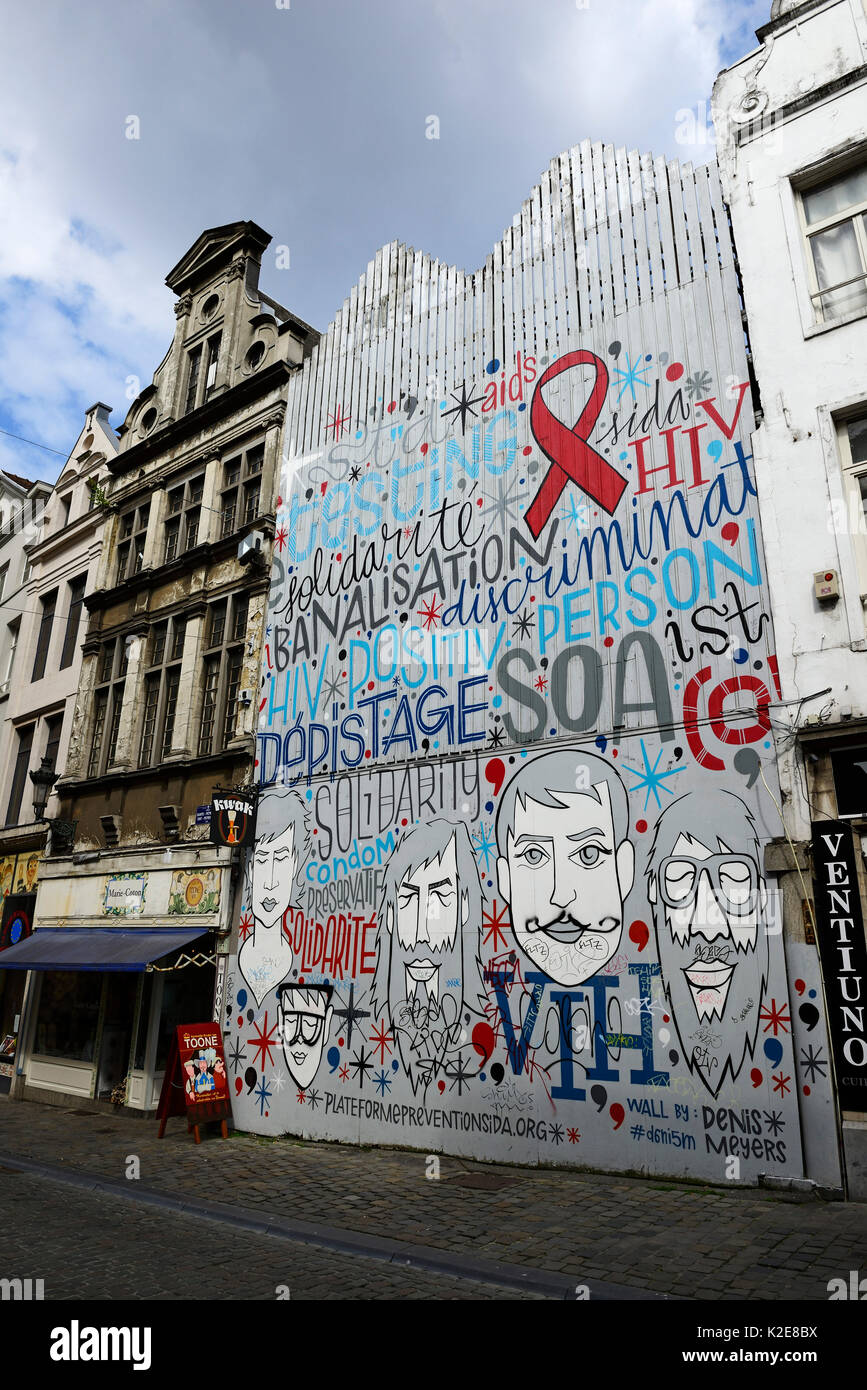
[224,144,827,1183]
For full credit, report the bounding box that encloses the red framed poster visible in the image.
[156,1021,232,1142]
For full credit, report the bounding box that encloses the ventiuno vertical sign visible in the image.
[812,821,867,1110]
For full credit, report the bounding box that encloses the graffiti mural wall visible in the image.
[225,142,835,1181]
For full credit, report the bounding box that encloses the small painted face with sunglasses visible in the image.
[277,986,333,1090]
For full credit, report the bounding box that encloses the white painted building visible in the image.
[714,0,867,1195]
[0,404,116,833]
[0,404,114,1091]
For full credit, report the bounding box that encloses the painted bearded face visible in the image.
[653,831,768,1095]
[383,836,469,1092]
[497,784,634,986]
[389,837,464,1009]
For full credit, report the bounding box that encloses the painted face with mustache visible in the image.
[497,783,635,986]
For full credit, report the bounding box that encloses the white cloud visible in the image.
[0,0,767,482]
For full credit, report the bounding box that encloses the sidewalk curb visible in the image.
[0,1149,668,1300]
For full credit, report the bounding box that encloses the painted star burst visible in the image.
[447,1054,473,1096]
[483,899,510,952]
[799,1044,827,1082]
[471,822,496,874]
[248,1012,280,1071]
[611,351,653,402]
[373,1068,393,1096]
[350,1046,374,1088]
[480,472,524,527]
[370,1020,394,1065]
[621,738,682,812]
[253,1077,272,1116]
[563,492,589,531]
[760,999,791,1036]
[417,597,442,631]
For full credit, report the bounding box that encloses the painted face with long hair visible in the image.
[648,791,769,1097]
[373,820,483,1093]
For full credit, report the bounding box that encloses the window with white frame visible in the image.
[219,443,264,538]
[183,332,222,415]
[198,593,248,755]
[163,474,204,565]
[88,636,129,776]
[3,617,20,686]
[115,501,150,582]
[138,617,186,766]
[838,414,867,597]
[800,163,867,323]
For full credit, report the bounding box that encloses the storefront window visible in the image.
[154,959,215,1072]
[132,972,154,1071]
[34,972,103,1061]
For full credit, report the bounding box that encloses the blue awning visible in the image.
[0,927,210,971]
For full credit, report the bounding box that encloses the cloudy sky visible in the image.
[0,0,768,484]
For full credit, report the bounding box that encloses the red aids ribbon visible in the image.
[525,350,627,538]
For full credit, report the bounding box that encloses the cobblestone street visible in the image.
[1,1095,865,1301]
[0,1167,544,1300]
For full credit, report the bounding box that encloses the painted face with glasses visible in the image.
[651,831,766,1021]
[276,984,333,1090]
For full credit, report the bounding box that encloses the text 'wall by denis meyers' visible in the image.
[226,143,829,1181]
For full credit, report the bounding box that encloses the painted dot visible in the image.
[608,341,621,357]
[367,681,375,690]
[666,362,684,381]
[636,819,647,833]
[518,402,526,411]
[522,446,531,456]
[663,1014,670,1023]
[401,818,408,826]
[808,989,816,999]
[603,636,614,648]
[339,1037,345,1047]
[486,359,500,374]
[803,1086,811,1096]
[387,400,396,413]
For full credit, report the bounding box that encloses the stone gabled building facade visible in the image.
[7,222,318,1110]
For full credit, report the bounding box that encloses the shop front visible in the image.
[0,843,43,1094]
[3,843,235,1110]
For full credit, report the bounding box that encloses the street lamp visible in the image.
[29,757,59,822]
